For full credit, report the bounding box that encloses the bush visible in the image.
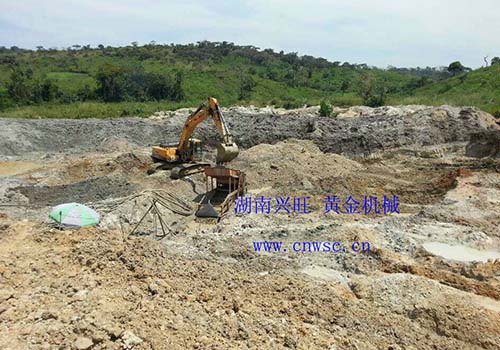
[359,76,386,107]
[145,73,171,101]
[282,99,301,109]
[58,92,79,104]
[269,98,281,107]
[76,84,96,101]
[32,78,59,103]
[7,68,32,103]
[170,72,185,101]
[0,93,14,111]
[319,100,332,117]
[6,68,61,104]
[363,95,385,107]
[238,75,256,100]
[95,64,185,102]
[95,63,128,102]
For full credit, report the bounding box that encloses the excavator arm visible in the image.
[177,97,238,164]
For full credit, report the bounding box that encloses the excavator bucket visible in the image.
[195,202,220,218]
[216,143,239,163]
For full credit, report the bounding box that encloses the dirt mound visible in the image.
[230,139,467,208]
[1,223,499,350]
[12,176,137,207]
[0,118,173,158]
[231,139,362,195]
[0,105,497,158]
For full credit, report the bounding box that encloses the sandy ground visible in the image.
[0,105,499,349]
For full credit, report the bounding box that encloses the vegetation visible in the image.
[391,63,500,116]
[0,42,498,118]
[359,75,387,107]
[94,64,184,102]
[447,61,470,76]
[319,101,333,117]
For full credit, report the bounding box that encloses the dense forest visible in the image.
[0,41,499,118]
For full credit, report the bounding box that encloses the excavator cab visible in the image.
[189,138,203,162]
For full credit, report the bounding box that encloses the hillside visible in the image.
[393,64,500,115]
[0,42,498,118]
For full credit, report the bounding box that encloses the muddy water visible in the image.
[423,242,500,262]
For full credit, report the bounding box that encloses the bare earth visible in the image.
[0,105,499,349]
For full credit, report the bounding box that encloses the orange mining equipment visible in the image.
[195,166,246,219]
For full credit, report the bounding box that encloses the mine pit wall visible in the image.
[0,106,498,159]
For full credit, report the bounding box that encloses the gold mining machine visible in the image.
[151,97,246,219]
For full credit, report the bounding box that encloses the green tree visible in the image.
[170,72,185,101]
[340,80,350,94]
[238,75,256,100]
[95,64,128,102]
[7,68,32,103]
[447,61,466,75]
[284,69,297,87]
[359,76,386,107]
[491,57,500,66]
[145,73,171,101]
[76,84,95,101]
[319,101,333,117]
[32,78,59,102]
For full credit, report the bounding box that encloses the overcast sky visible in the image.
[1,0,499,68]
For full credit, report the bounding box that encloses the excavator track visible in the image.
[170,163,210,179]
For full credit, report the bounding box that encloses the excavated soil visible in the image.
[0,105,499,350]
[0,105,497,158]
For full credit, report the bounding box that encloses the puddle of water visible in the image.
[423,242,500,263]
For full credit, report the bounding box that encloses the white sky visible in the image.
[1,0,499,68]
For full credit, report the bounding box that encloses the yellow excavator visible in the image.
[151,97,239,178]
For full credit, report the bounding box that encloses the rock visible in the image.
[237,321,249,340]
[301,179,314,190]
[465,130,500,158]
[388,345,402,350]
[122,331,142,348]
[74,337,93,350]
[148,282,159,295]
[232,299,241,313]
[101,322,122,339]
[284,335,297,348]
[38,310,58,320]
[0,288,14,302]
[337,109,360,119]
[73,289,89,301]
